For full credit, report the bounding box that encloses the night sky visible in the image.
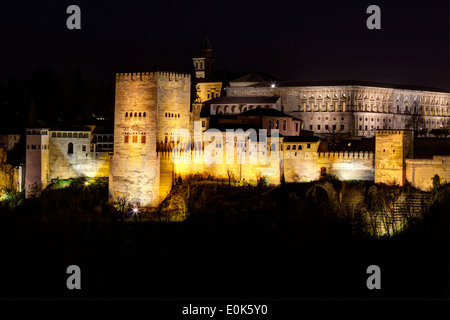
[0,0,449,90]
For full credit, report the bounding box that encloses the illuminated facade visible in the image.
[20,39,450,204]
[224,81,450,138]
[24,125,110,198]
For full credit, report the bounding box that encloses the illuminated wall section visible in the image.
[110,72,191,207]
[47,130,109,181]
[374,130,413,186]
[25,128,49,198]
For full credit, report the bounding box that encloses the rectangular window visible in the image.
[359,125,362,130]
[365,125,368,131]
[124,136,129,143]
[309,125,313,130]
[31,145,36,149]
[307,144,311,148]
[317,125,321,130]
[296,123,299,132]
[283,120,286,130]
[132,136,138,143]
[332,124,336,131]
[141,135,146,143]
[341,125,344,130]
[276,120,279,129]
[325,125,329,130]
[82,145,86,152]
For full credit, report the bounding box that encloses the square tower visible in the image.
[374,129,413,186]
[25,126,50,198]
[109,71,191,207]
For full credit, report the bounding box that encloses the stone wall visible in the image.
[374,130,413,186]
[48,135,109,181]
[283,151,374,182]
[406,156,450,191]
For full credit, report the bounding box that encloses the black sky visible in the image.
[0,0,449,90]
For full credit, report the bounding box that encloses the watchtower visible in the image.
[374,129,413,186]
[109,71,191,207]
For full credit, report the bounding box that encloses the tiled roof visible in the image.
[283,136,321,142]
[206,96,279,104]
[249,80,449,93]
[238,108,302,120]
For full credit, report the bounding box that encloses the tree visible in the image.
[432,174,441,189]
[113,195,129,222]
[429,129,449,138]
[405,106,425,137]
[325,125,338,145]
[226,168,233,189]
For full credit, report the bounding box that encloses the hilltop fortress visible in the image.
[19,37,450,208]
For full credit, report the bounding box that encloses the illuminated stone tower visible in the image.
[374,129,413,186]
[193,36,222,103]
[25,125,50,198]
[109,71,191,207]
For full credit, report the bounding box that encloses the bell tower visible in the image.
[192,36,222,104]
[193,36,215,79]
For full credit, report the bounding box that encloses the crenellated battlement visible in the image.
[376,129,414,136]
[316,151,374,159]
[116,71,190,81]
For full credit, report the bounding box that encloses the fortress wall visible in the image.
[283,151,374,182]
[164,146,281,185]
[406,156,450,191]
[48,136,109,181]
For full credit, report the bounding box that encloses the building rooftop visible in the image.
[230,72,278,84]
[238,108,302,121]
[207,96,280,104]
[244,80,449,93]
[283,136,321,143]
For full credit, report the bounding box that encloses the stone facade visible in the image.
[109,71,191,207]
[406,156,450,191]
[225,84,450,138]
[25,127,109,198]
[25,128,49,198]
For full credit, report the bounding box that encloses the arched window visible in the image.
[139,112,142,117]
[125,112,128,117]
[178,113,180,118]
[68,142,74,154]
[130,112,133,117]
[143,112,146,117]
[292,145,296,150]
[298,145,302,150]
[134,112,137,117]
